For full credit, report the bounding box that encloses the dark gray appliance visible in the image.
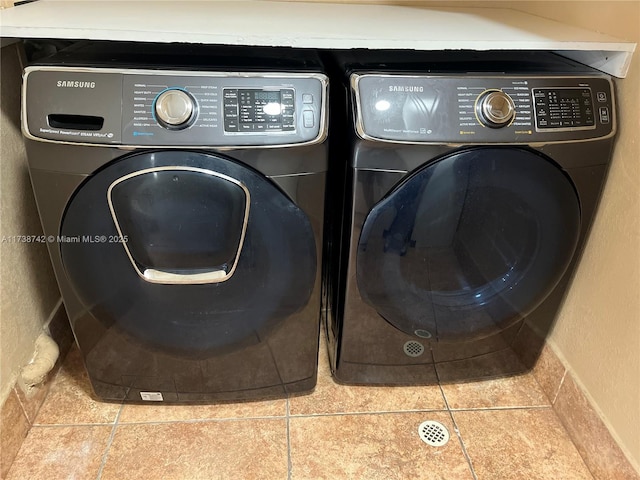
[23,43,328,402]
[324,51,616,385]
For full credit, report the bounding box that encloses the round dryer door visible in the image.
[60,150,317,355]
[356,147,581,342]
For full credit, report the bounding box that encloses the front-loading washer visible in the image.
[324,51,616,384]
[23,42,328,402]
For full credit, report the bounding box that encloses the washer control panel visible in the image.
[223,88,295,133]
[352,73,614,144]
[23,67,327,147]
[532,87,595,131]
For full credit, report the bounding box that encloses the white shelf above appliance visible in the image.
[0,0,635,77]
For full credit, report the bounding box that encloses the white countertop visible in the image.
[0,0,635,77]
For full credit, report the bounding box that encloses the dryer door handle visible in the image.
[141,267,228,285]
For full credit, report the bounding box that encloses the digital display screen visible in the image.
[533,88,594,130]
[223,88,295,133]
[253,91,281,101]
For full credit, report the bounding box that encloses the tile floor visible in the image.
[6,336,596,480]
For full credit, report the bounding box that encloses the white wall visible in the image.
[0,43,61,405]
[512,0,640,469]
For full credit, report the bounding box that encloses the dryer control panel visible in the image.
[23,67,328,147]
[352,73,615,144]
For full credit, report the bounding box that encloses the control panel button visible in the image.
[599,107,610,124]
[597,92,607,102]
[154,89,197,130]
[302,93,314,104]
[281,90,295,103]
[225,121,239,132]
[303,110,314,128]
[223,90,239,104]
[476,90,516,128]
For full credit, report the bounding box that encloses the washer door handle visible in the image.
[141,267,228,285]
[107,166,251,286]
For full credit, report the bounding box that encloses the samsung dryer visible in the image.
[23,42,328,402]
[324,51,616,385]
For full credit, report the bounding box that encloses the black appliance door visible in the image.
[60,150,316,355]
[356,147,580,342]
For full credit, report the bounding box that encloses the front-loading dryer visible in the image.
[324,51,616,385]
[23,42,328,402]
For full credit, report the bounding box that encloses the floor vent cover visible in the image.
[418,420,450,447]
[403,341,425,357]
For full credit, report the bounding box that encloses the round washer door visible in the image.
[60,150,317,355]
[356,147,581,342]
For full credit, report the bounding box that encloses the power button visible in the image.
[599,107,610,124]
[303,110,314,128]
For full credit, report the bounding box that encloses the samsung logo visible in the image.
[56,81,96,88]
[389,85,424,92]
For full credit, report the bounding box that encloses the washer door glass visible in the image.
[356,147,581,342]
[60,150,317,355]
[108,167,249,284]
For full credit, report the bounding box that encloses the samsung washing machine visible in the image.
[324,51,616,385]
[22,42,328,402]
